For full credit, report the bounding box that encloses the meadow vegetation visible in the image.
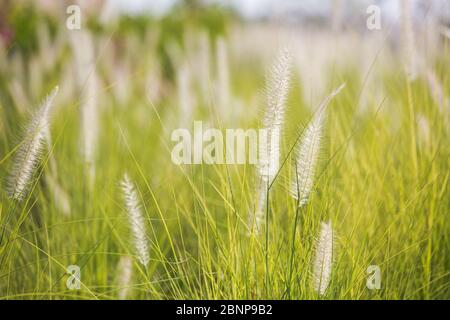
[0,2,448,299]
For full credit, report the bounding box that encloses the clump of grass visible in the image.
[0,7,449,300]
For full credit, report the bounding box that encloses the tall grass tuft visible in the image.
[7,86,59,201]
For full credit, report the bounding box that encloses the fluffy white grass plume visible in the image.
[259,48,291,185]
[117,256,133,300]
[331,0,344,33]
[313,221,334,295]
[177,63,194,126]
[253,180,269,233]
[426,68,448,114]
[69,30,98,184]
[440,26,450,40]
[216,36,230,118]
[400,0,418,82]
[113,62,131,106]
[81,72,99,183]
[198,31,211,102]
[291,83,345,206]
[145,64,163,105]
[417,114,431,148]
[7,86,59,201]
[69,30,95,89]
[121,173,150,267]
[45,174,71,216]
[254,48,291,231]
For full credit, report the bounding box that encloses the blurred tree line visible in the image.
[0,0,234,81]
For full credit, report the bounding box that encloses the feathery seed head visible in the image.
[121,173,150,267]
[7,86,59,201]
[313,221,334,295]
[440,26,450,40]
[400,0,418,82]
[259,49,292,184]
[81,73,99,171]
[264,48,292,129]
[216,36,230,114]
[254,49,292,233]
[426,68,448,114]
[291,83,345,206]
[117,256,133,300]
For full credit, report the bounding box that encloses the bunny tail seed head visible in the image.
[291,83,345,206]
[216,36,230,116]
[400,0,418,82]
[252,182,268,234]
[81,73,99,185]
[313,221,334,295]
[265,48,292,128]
[440,26,450,40]
[121,173,150,267]
[258,48,292,184]
[7,86,59,201]
[253,49,291,234]
[117,256,133,300]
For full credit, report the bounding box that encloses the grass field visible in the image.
[0,2,449,300]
